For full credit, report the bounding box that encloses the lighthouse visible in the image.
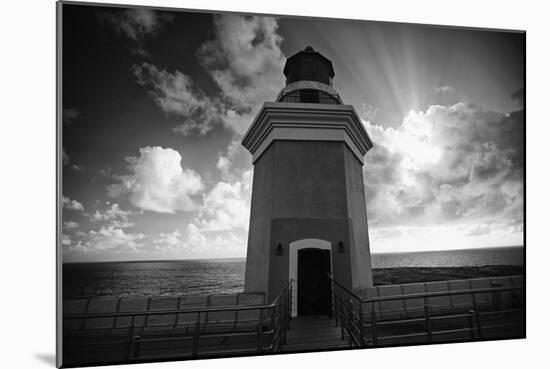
[241,46,373,317]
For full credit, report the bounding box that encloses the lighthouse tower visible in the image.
[241,46,373,317]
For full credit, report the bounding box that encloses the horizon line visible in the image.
[63,244,524,264]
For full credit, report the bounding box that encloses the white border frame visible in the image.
[4,1,541,369]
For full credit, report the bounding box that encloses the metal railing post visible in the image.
[280,300,285,348]
[124,324,135,361]
[257,308,264,352]
[371,302,377,347]
[471,293,483,339]
[192,312,201,358]
[132,336,141,360]
[340,294,345,340]
[288,283,292,329]
[283,289,289,341]
[468,313,475,340]
[348,299,353,347]
[334,288,339,327]
[123,315,137,361]
[358,302,365,346]
[424,296,432,342]
[270,304,276,338]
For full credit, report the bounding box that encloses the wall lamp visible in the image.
[276,243,283,256]
[338,241,345,253]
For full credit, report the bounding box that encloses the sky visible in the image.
[61,4,525,262]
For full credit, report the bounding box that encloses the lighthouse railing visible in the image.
[63,280,294,363]
[327,274,524,348]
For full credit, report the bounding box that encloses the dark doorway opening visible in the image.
[297,248,332,316]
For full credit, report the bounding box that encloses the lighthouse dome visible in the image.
[277,46,342,104]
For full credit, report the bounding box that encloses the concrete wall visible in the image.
[270,140,348,219]
[344,145,374,288]
[243,143,275,295]
[244,140,373,302]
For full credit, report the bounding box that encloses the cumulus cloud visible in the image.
[62,196,84,211]
[154,224,245,257]
[435,85,455,93]
[198,170,253,232]
[99,8,173,51]
[197,14,286,134]
[91,203,134,228]
[132,63,221,135]
[154,229,182,248]
[108,146,204,213]
[151,160,253,257]
[133,14,286,136]
[62,233,71,246]
[369,221,522,253]
[63,221,145,254]
[85,226,145,251]
[363,102,524,245]
[63,221,79,229]
[98,8,173,57]
[153,228,205,254]
[216,139,251,180]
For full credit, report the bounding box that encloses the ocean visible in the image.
[63,246,524,300]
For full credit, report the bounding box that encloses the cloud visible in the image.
[98,8,173,57]
[63,108,80,125]
[62,233,71,246]
[435,85,455,93]
[63,221,79,229]
[197,14,286,134]
[360,103,380,122]
[91,203,134,228]
[363,102,524,239]
[85,226,145,251]
[99,8,173,41]
[216,139,251,180]
[108,146,204,213]
[132,63,220,135]
[62,148,81,170]
[154,224,246,257]
[369,221,522,253]
[151,162,253,257]
[133,14,286,136]
[197,170,252,232]
[62,196,84,211]
[152,228,201,254]
[154,229,182,248]
[62,148,70,165]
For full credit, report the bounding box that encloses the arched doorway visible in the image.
[289,239,332,317]
[298,248,332,316]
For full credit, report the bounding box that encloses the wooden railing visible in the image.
[63,280,293,364]
[328,275,524,348]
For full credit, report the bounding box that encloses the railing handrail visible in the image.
[359,285,523,303]
[64,280,294,320]
[328,274,524,304]
[272,279,293,306]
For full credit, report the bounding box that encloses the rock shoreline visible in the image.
[373,265,524,285]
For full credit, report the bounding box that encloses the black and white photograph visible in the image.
[57,1,525,367]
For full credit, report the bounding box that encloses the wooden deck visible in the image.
[282,315,348,352]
